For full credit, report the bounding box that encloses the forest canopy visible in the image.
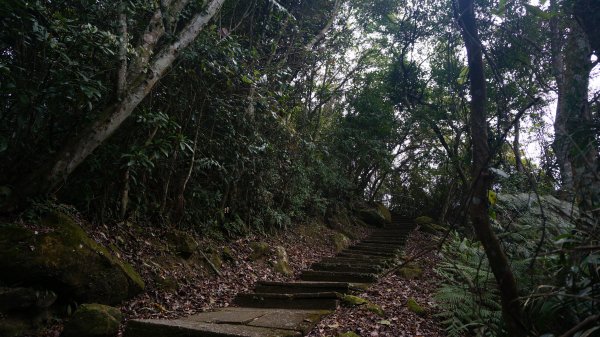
[0,0,598,336]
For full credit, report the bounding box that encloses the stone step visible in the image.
[369,231,410,236]
[319,256,393,267]
[337,251,398,259]
[352,243,403,250]
[233,292,340,310]
[300,270,378,283]
[254,281,350,294]
[311,262,383,274]
[362,239,407,245]
[125,307,330,337]
[370,229,411,234]
[348,245,401,253]
[364,235,407,240]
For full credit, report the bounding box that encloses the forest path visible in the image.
[123,215,414,337]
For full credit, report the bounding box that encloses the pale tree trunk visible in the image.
[305,0,341,51]
[455,0,527,335]
[561,20,600,214]
[550,0,575,197]
[513,120,524,173]
[8,0,225,208]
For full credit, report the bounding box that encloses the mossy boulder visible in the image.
[165,230,197,259]
[366,303,385,317]
[221,247,235,262]
[407,298,426,316]
[332,232,351,252]
[62,304,122,337]
[415,216,434,225]
[249,242,270,260]
[422,222,446,234]
[325,204,352,231]
[272,246,293,276]
[375,203,392,223]
[357,204,391,227]
[341,294,368,306]
[395,264,423,279]
[0,212,144,305]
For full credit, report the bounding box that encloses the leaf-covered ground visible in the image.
[308,230,446,337]
[36,222,445,337]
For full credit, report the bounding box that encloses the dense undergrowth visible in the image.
[434,194,599,337]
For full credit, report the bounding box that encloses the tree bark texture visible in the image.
[455,0,527,335]
[554,15,600,213]
[550,0,575,196]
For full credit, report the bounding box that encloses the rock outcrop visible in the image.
[0,212,144,305]
[62,303,122,337]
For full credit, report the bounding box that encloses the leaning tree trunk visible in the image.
[455,0,528,335]
[6,0,225,209]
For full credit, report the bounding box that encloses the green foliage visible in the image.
[435,194,599,337]
[434,232,504,337]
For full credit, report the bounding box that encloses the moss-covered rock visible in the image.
[395,264,423,279]
[0,212,144,305]
[62,303,122,337]
[249,242,270,260]
[272,246,293,276]
[332,232,351,252]
[415,216,434,225]
[165,230,197,259]
[407,298,426,316]
[221,247,235,262]
[357,209,384,227]
[208,248,223,269]
[375,203,392,223]
[366,303,385,317]
[338,332,360,337]
[341,294,368,306]
[422,222,446,234]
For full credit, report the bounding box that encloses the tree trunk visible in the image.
[552,4,599,211]
[513,119,524,173]
[455,0,527,335]
[7,0,225,208]
[550,0,575,197]
[561,20,600,214]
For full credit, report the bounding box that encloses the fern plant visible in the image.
[434,232,505,337]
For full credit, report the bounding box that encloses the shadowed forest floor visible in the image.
[32,220,444,337]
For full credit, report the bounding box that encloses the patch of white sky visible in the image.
[340,0,600,167]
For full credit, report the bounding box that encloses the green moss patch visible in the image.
[407,298,426,316]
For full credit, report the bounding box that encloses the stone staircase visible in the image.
[124,214,414,337]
